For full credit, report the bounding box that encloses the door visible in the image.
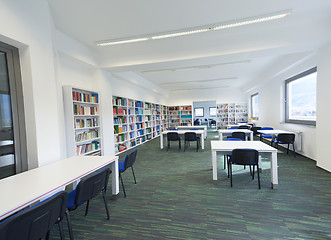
[0,42,27,180]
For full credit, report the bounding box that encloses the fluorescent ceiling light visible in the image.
[142,60,251,73]
[169,86,229,91]
[160,77,237,85]
[96,10,291,46]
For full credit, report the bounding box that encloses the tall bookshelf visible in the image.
[168,105,192,128]
[63,86,102,157]
[113,96,168,155]
[180,105,192,126]
[168,106,180,129]
[216,103,248,128]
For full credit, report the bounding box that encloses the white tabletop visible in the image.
[218,129,253,141]
[258,130,294,135]
[176,125,207,138]
[160,129,205,149]
[211,140,276,152]
[0,155,118,220]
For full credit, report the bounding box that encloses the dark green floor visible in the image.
[51,130,331,240]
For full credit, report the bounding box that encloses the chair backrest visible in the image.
[251,126,261,134]
[231,131,245,140]
[230,149,259,165]
[225,138,243,141]
[75,168,110,205]
[238,125,249,129]
[277,133,295,143]
[184,132,197,141]
[0,191,68,240]
[261,127,273,130]
[124,149,137,170]
[167,132,179,141]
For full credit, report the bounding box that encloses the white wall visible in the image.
[0,0,61,168]
[244,51,319,162]
[316,42,331,171]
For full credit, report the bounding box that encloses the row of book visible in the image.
[75,118,98,129]
[115,134,128,144]
[76,141,99,155]
[113,107,125,115]
[114,117,127,124]
[114,125,128,134]
[73,91,98,103]
[74,104,98,116]
[135,101,144,108]
[75,130,99,142]
[180,106,192,110]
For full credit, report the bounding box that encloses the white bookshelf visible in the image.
[63,86,102,157]
[216,103,248,128]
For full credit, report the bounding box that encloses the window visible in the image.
[285,67,316,126]
[251,93,259,119]
[194,108,204,117]
[209,107,216,117]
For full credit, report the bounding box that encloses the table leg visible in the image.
[270,151,278,189]
[250,132,253,141]
[160,134,164,149]
[219,133,223,141]
[111,158,119,195]
[212,150,218,180]
[201,135,205,149]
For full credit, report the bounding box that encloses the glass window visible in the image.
[194,108,204,117]
[285,67,316,125]
[251,93,258,119]
[209,107,216,117]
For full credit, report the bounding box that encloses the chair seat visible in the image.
[67,189,85,209]
[262,134,272,138]
[118,161,125,172]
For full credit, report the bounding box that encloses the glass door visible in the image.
[0,42,27,180]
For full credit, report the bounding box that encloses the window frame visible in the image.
[250,93,259,119]
[209,107,216,117]
[285,67,317,126]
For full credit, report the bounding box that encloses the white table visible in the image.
[176,125,207,139]
[218,129,253,141]
[211,141,278,189]
[258,129,294,136]
[226,123,249,129]
[160,130,205,150]
[0,155,119,221]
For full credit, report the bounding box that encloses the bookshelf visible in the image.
[216,103,248,128]
[113,96,168,155]
[168,105,192,128]
[63,86,102,157]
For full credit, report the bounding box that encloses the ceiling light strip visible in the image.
[96,10,291,46]
[160,77,237,85]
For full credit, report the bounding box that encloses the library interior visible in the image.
[0,1,330,240]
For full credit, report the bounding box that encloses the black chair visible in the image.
[119,149,138,197]
[193,119,200,126]
[251,126,262,136]
[66,168,111,239]
[0,191,68,240]
[166,132,181,151]
[272,133,296,156]
[184,132,200,152]
[260,127,274,141]
[231,131,246,140]
[228,149,260,189]
[238,125,249,129]
[210,120,216,127]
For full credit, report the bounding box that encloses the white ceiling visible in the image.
[47,0,331,93]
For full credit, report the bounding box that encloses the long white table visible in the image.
[0,155,119,221]
[211,141,278,189]
[258,129,294,136]
[176,125,207,138]
[226,123,249,129]
[218,129,253,141]
[160,130,205,150]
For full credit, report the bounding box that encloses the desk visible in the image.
[258,129,294,136]
[226,123,249,129]
[211,141,278,189]
[0,155,119,221]
[176,125,207,139]
[160,130,205,150]
[218,129,253,141]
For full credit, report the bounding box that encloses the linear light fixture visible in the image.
[169,86,229,91]
[96,10,291,46]
[142,60,251,74]
[160,77,237,85]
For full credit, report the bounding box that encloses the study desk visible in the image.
[218,129,253,141]
[160,130,205,150]
[0,155,119,221]
[257,129,294,136]
[226,123,249,129]
[176,125,207,139]
[211,141,278,189]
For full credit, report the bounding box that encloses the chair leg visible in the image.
[178,139,181,151]
[57,221,65,240]
[131,167,137,184]
[230,162,233,187]
[196,140,199,152]
[287,143,290,154]
[65,209,74,240]
[102,190,110,220]
[257,163,261,189]
[119,172,126,198]
[84,200,90,217]
[223,155,226,169]
[252,165,255,180]
[292,143,296,157]
[184,140,186,152]
[227,157,230,178]
[167,141,170,151]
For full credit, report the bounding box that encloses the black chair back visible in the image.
[0,191,68,240]
[251,126,261,135]
[231,149,259,165]
[124,149,137,170]
[184,132,197,141]
[231,132,245,140]
[75,168,110,205]
[167,132,180,141]
[238,125,249,129]
[277,133,295,143]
